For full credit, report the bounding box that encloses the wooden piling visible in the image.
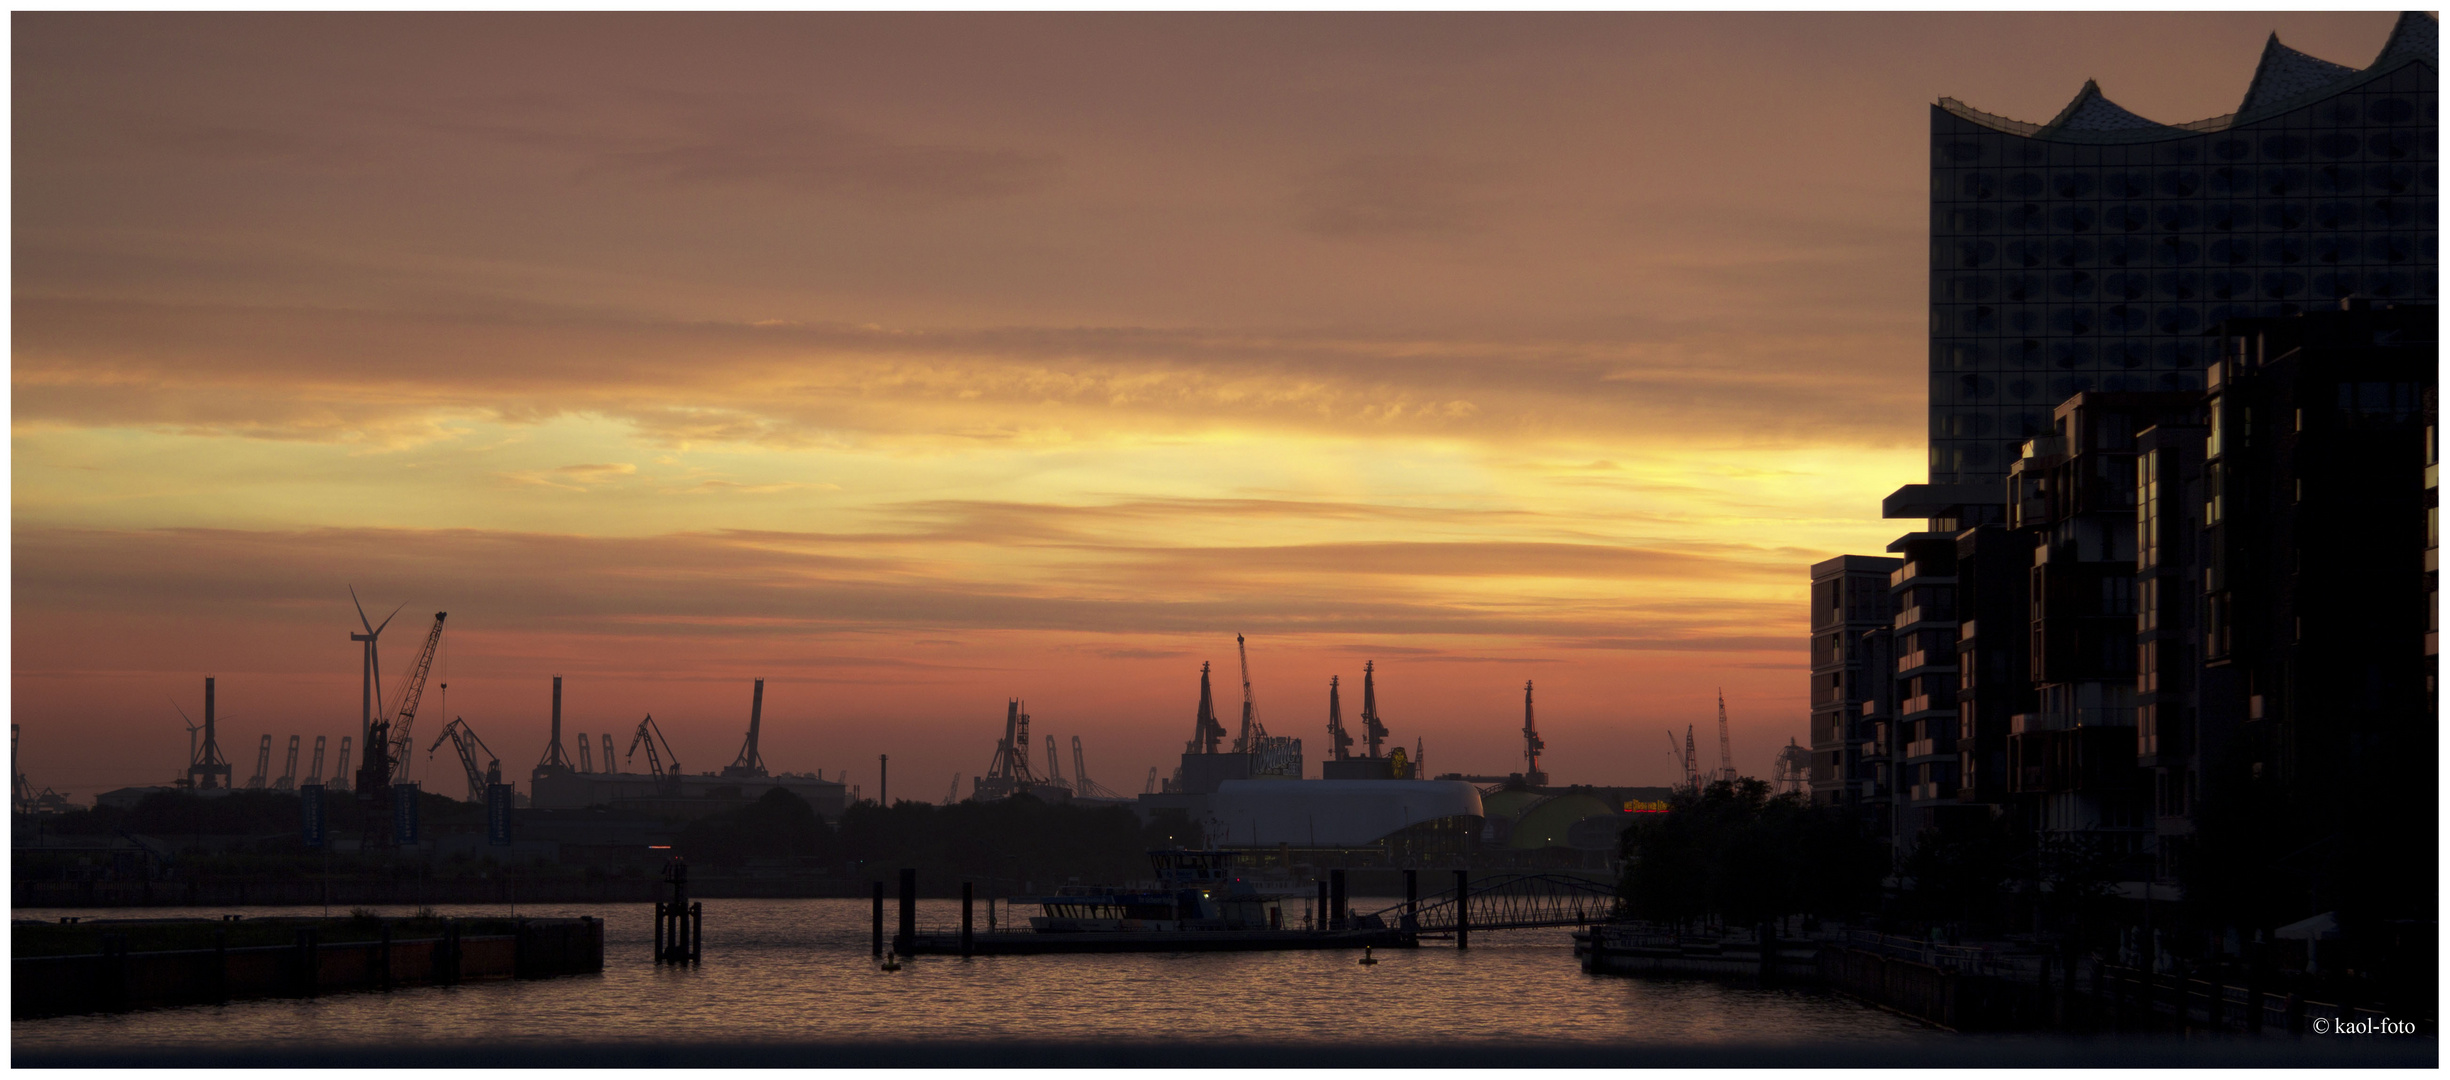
[871,881,886,957]
[961,881,975,958]
[896,869,917,955]
[1454,869,1470,950]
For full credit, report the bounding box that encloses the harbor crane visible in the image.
[1144,766,1160,795]
[428,717,504,803]
[1233,634,1268,752]
[576,733,594,773]
[308,736,326,787]
[1774,737,1811,795]
[11,725,28,813]
[1325,676,1353,761]
[975,699,1038,800]
[383,612,448,785]
[722,679,769,779]
[331,736,352,792]
[945,773,962,805]
[1716,688,1737,784]
[626,714,683,793]
[1359,662,1389,759]
[1666,727,1698,792]
[600,734,615,776]
[1522,681,1547,786]
[1187,662,1226,754]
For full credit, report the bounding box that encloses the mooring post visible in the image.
[654,900,666,963]
[297,927,320,998]
[690,901,703,962]
[1454,869,1470,950]
[897,868,917,955]
[1329,869,1346,931]
[1314,879,1328,932]
[379,922,394,990]
[871,881,886,957]
[961,881,975,957]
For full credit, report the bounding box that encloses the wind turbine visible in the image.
[349,587,404,752]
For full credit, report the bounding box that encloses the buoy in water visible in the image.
[881,951,903,972]
[1359,946,1378,966]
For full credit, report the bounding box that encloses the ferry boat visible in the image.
[1013,849,1299,933]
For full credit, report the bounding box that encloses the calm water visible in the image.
[13,898,1940,1052]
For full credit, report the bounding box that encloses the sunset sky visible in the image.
[12,12,2404,801]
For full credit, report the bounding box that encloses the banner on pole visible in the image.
[300,783,325,848]
[394,782,421,845]
[487,783,515,846]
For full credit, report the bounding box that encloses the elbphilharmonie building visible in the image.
[1925,12,2436,485]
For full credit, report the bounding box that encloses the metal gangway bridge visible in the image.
[1355,871,1619,938]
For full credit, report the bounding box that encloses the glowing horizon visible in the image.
[11,11,2404,799]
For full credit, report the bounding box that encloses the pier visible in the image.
[894,867,1619,956]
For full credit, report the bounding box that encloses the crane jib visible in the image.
[384,612,448,784]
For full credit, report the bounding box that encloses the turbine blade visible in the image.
[374,601,404,637]
[350,585,375,634]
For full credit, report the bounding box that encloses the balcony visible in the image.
[1890,561,1959,589]
[1896,649,1958,678]
[1895,605,1957,632]
[1906,738,1941,761]
[1901,693,1956,720]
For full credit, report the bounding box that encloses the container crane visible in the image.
[600,734,615,776]
[1044,733,1069,792]
[275,736,301,791]
[428,717,504,803]
[575,733,594,774]
[945,773,962,805]
[383,612,448,784]
[1071,736,1124,799]
[331,736,352,792]
[247,735,273,789]
[626,714,683,793]
[723,679,769,779]
[308,736,327,786]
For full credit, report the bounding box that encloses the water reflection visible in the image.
[14,899,1939,1050]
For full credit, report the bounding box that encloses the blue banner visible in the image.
[300,783,325,849]
[393,782,420,845]
[487,783,515,846]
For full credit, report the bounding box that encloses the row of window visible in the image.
[1938,161,2437,201]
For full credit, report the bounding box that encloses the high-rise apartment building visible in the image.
[1925,13,2437,487]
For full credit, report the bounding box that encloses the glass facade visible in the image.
[1927,29,2438,485]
